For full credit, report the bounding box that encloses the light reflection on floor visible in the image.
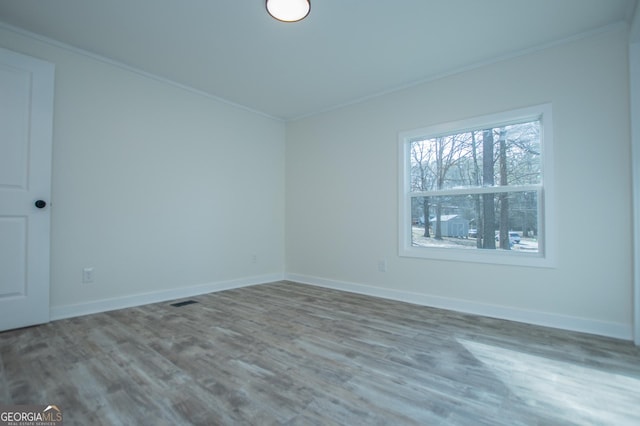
[458,339,640,425]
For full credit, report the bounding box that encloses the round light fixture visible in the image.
[266,0,310,23]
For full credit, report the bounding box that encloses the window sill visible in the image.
[399,245,555,268]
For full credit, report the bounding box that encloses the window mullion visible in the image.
[409,184,541,198]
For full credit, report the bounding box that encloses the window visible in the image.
[398,104,555,267]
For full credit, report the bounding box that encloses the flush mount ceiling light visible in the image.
[266,0,310,22]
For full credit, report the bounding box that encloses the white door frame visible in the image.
[630,8,640,345]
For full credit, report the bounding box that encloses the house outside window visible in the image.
[398,104,555,267]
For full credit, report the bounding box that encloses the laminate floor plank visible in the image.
[1,281,639,425]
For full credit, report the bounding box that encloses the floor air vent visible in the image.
[170,300,198,307]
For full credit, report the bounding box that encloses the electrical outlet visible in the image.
[378,259,387,272]
[82,267,94,283]
[251,254,257,264]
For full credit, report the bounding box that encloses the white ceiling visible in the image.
[0,0,637,120]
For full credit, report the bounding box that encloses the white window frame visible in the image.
[398,104,556,268]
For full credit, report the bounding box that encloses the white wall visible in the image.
[0,27,285,316]
[286,26,633,339]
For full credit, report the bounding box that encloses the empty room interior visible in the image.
[1,0,640,424]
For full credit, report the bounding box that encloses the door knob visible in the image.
[35,200,47,209]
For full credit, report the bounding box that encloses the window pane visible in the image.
[410,191,539,253]
[409,121,541,192]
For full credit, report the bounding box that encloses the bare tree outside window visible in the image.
[407,119,542,253]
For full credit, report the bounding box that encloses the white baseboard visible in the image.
[50,271,633,341]
[285,273,633,341]
[50,273,284,321]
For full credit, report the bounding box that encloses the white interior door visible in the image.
[0,47,54,331]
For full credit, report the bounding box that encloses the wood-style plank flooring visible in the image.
[1,281,640,425]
